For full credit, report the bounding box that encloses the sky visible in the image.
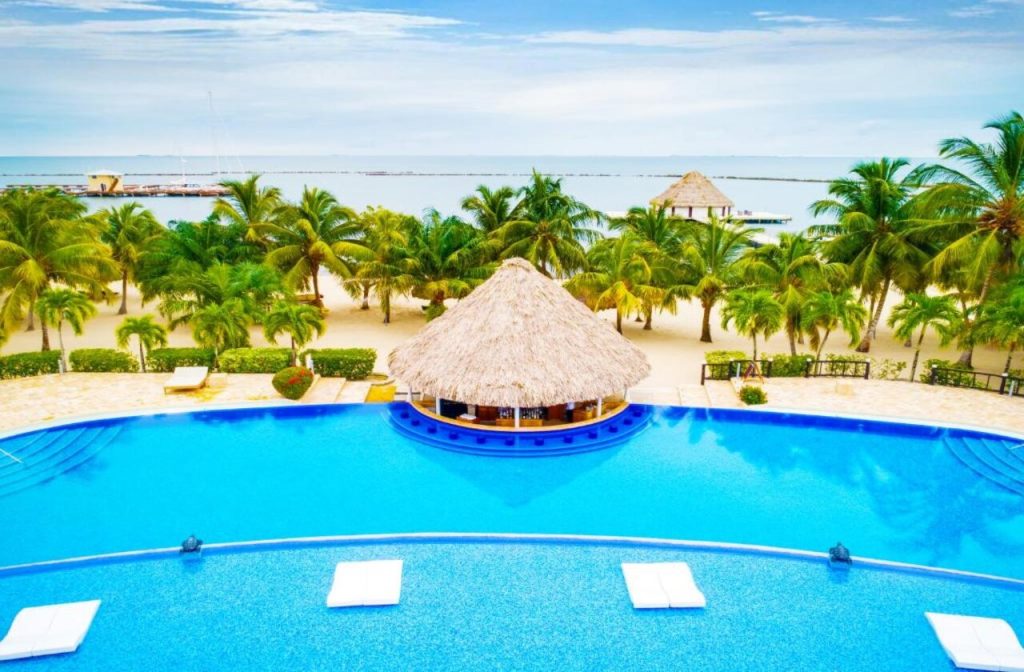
[0,0,1021,156]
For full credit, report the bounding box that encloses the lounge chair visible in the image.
[926,612,1024,671]
[621,562,706,610]
[0,600,101,661]
[327,560,403,608]
[163,367,209,394]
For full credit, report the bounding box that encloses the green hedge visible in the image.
[272,366,314,400]
[705,350,747,364]
[306,348,376,380]
[0,351,61,379]
[764,354,807,377]
[69,348,139,373]
[739,385,767,405]
[148,348,216,373]
[218,348,292,374]
[921,358,982,387]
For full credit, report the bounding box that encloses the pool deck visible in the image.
[0,373,1022,435]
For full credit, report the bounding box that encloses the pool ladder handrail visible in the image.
[0,447,23,464]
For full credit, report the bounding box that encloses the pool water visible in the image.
[1,540,1023,671]
[0,403,1022,577]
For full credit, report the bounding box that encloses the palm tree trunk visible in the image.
[700,300,713,343]
[290,336,297,367]
[857,277,890,353]
[139,340,147,373]
[41,320,51,352]
[787,323,797,356]
[910,327,926,382]
[816,329,832,360]
[118,272,129,315]
[361,285,370,311]
[957,268,996,367]
[1005,345,1016,374]
[57,321,66,371]
[311,263,323,309]
[643,307,652,331]
[615,310,623,334]
[26,297,35,331]
[752,333,758,362]
[383,292,391,325]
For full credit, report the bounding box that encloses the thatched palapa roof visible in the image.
[388,258,651,408]
[651,171,734,208]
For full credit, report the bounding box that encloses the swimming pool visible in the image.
[0,403,1022,578]
[2,538,1023,671]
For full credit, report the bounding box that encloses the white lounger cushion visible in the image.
[621,562,705,610]
[0,600,101,661]
[327,560,403,608]
[164,367,209,391]
[926,612,1024,672]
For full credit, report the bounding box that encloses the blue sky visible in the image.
[0,0,1021,156]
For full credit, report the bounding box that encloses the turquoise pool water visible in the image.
[2,539,1023,671]
[0,403,1022,577]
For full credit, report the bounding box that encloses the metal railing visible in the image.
[700,358,870,385]
[928,366,1024,397]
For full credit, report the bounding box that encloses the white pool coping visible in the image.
[1,532,1022,589]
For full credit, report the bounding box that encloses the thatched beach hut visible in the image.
[388,258,651,428]
[652,171,733,222]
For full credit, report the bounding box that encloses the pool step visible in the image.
[945,436,1024,497]
[0,424,121,498]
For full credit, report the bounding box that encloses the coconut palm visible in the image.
[101,202,163,315]
[191,299,251,358]
[493,171,601,278]
[265,187,370,308]
[35,288,96,371]
[115,315,168,373]
[800,289,869,359]
[609,204,686,328]
[565,234,661,333]
[155,262,286,329]
[720,288,785,362]
[461,185,520,235]
[668,217,757,343]
[353,207,416,324]
[973,283,1024,372]
[406,210,493,316]
[0,188,116,349]
[739,232,845,354]
[213,174,281,245]
[888,293,960,382]
[263,301,326,366]
[811,158,930,352]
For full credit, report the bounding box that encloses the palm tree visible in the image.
[739,232,844,354]
[888,293,960,382]
[973,283,1024,372]
[102,202,163,315]
[265,187,369,308]
[115,315,168,373]
[913,111,1024,365]
[353,207,416,324]
[407,210,493,315]
[263,301,326,366]
[800,289,869,359]
[191,299,251,359]
[493,171,601,278]
[154,262,286,329]
[720,288,784,362]
[461,185,520,235]
[0,188,116,349]
[565,234,661,333]
[668,217,757,343]
[35,288,96,371]
[213,174,281,245]
[811,158,930,352]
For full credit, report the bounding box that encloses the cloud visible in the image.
[12,0,170,11]
[868,15,915,23]
[752,11,835,24]
[948,0,1024,17]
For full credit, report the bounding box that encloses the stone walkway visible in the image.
[0,373,1021,436]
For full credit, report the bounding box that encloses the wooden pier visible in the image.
[0,183,230,198]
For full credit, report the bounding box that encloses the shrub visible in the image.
[272,366,314,400]
[0,351,61,379]
[705,350,747,364]
[147,348,215,373]
[870,358,907,381]
[305,348,376,380]
[218,348,291,374]
[739,385,767,405]
[921,358,982,387]
[765,354,807,377]
[68,348,138,373]
[424,303,446,322]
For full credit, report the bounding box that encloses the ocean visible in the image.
[0,155,934,233]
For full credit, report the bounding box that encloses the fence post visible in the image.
[765,360,773,378]
[863,361,870,380]
[1000,373,1008,395]
[804,357,812,378]
[929,366,937,385]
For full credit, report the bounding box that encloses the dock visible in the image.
[0,183,230,198]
